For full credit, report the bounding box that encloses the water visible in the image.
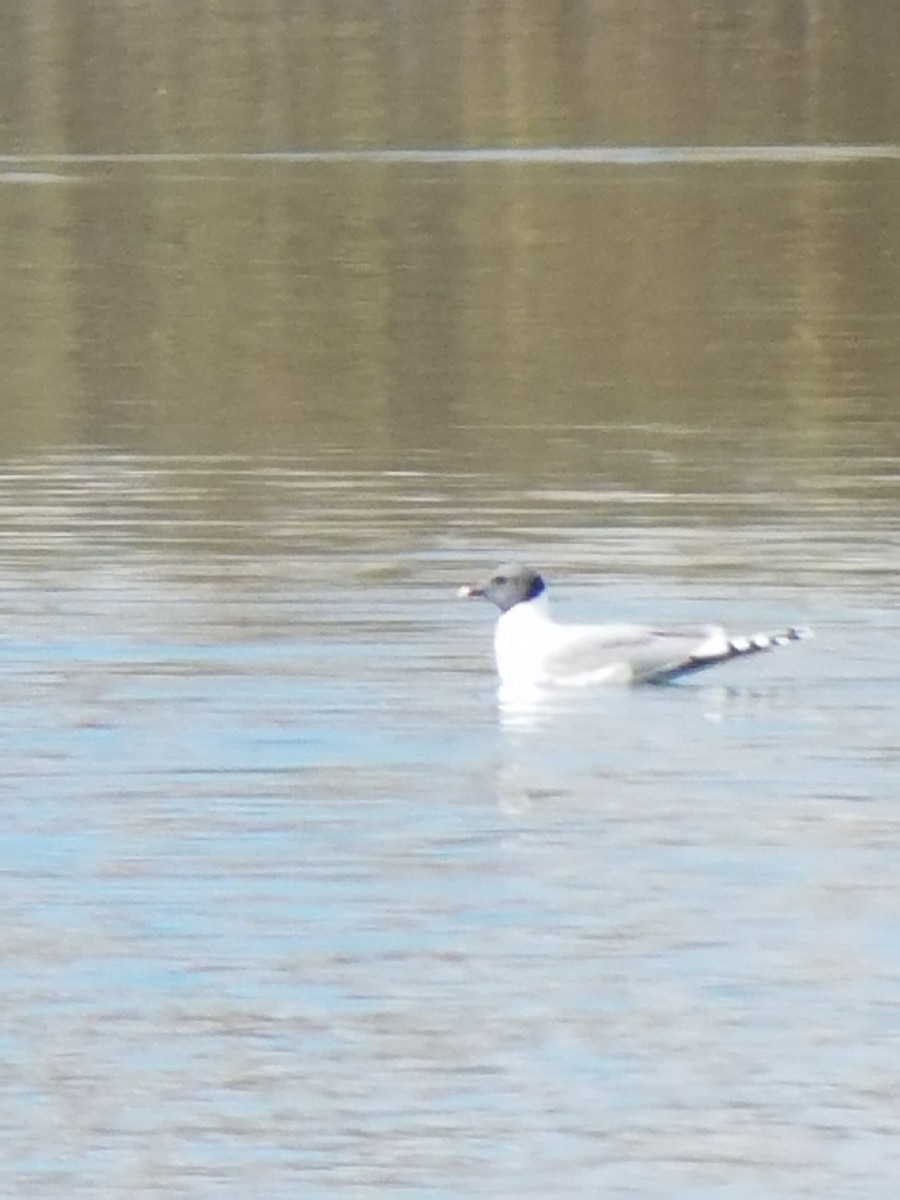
[2,1,900,1195]
[0,437,897,1197]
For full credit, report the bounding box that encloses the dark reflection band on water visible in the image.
[2,143,897,473]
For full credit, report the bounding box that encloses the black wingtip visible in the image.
[650,625,811,684]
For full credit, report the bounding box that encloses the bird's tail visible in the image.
[652,626,812,683]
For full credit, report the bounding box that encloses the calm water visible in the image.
[2,2,900,1197]
[1,438,898,1198]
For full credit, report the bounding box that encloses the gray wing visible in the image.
[541,623,727,684]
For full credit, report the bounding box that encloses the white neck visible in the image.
[493,594,555,688]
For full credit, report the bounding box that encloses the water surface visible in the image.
[1,436,898,1197]
[1,2,899,1196]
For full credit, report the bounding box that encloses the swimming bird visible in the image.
[457,563,808,692]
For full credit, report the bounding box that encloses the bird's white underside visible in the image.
[495,594,732,691]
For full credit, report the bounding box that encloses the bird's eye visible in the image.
[493,575,507,586]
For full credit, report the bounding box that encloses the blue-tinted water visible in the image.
[0,444,897,1197]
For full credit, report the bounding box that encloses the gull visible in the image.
[457,563,808,692]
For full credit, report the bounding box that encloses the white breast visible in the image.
[493,596,639,693]
[493,597,557,690]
